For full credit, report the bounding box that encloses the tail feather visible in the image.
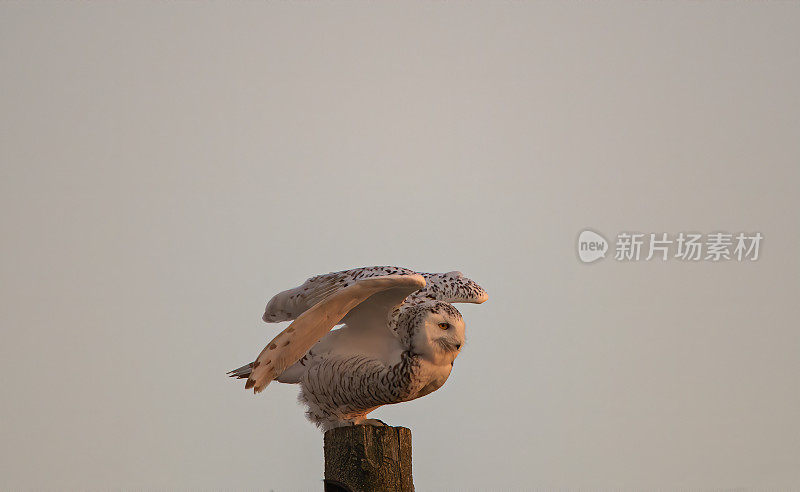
[227,362,254,380]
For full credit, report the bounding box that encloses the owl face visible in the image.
[412,302,465,365]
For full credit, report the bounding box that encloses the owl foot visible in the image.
[363,418,388,427]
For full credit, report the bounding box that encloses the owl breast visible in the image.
[408,359,453,400]
[298,349,456,429]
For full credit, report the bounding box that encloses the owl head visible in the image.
[400,301,465,365]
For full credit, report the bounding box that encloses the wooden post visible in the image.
[323,425,414,492]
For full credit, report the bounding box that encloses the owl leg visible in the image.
[318,415,388,430]
[320,416,366,431]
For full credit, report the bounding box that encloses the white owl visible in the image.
[229,266,488,430]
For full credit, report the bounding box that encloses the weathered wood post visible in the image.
[323,425,414,492]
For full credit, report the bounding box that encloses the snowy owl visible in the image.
[228,266,488,430]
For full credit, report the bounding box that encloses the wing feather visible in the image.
[262,266,486,323]
[246,274,426,393]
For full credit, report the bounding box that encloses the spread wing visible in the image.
[262,266,487,323]
[243,274,426,393]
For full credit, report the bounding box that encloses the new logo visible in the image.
[577,229,608,263]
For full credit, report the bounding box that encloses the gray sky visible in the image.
[1,2,799,490]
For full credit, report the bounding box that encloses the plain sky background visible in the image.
[1,2,799,490]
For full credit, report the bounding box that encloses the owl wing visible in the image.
[242,274,426,393]
[407,270,489,305]
[262,266,486,323]
[261,266,417,322]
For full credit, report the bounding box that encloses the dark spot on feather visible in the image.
[252,360,261,368]
[269,343,277,350]
[245,378,255,389]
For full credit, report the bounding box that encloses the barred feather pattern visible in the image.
[263,266,487,324]
[298,303,445,430]
[299,351,423,430]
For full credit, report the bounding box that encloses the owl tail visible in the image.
[227,360,301,386]
[227,362,254,380]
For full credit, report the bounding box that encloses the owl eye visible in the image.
[438,322,450,330]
